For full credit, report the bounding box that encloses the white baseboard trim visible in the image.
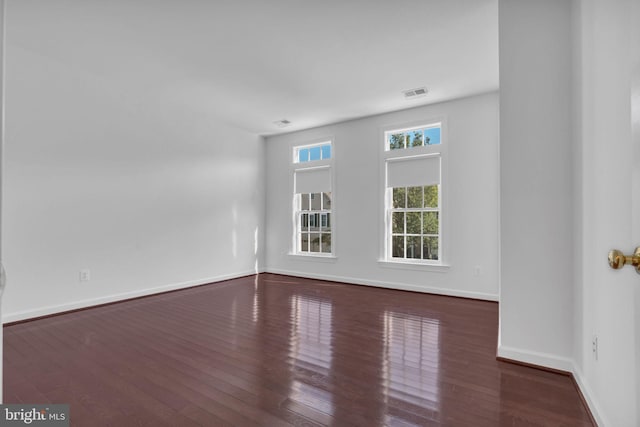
[497,345,607,427]
[265,268,499,301]
[571,365,608,427]
[497,344,575,372]
[2,270,260,324]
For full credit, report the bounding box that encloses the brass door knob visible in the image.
[608,247,640,273]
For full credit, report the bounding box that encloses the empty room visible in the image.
[0,0,638,426]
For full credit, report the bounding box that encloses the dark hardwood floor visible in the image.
[4,273,593,426]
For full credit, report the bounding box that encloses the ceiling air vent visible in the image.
[402,87,428,99]
[273,119,291,128]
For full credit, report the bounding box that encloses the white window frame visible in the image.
[290,138,336,259]
[379,119,449,269]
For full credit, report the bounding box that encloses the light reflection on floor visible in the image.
[281,291,442,425]
[383,311,440,425]
[288,294,334,416]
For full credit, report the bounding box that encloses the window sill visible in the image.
[377,259,450,273]
[288,253,338,263]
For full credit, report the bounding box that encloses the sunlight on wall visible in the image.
[231,202,238,259]
[254,226,259,274]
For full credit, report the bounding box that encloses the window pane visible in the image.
[424,185,438,208]
[298,148,309,163]
[322,213,331,231]
[322,192,332,210]
[310,233,321,252]
[406,212,421,234]
[392,187,406,208]
[407,186,423,208]
[309,146,321,161]
[301,233,309,252]
[407,236,421,259]
[424,127,441,145]
[309,213,319,231]
[301,193,310,210]
[389,133,405,150]
[301,213,309,231]
[392,212,404,234]
[423,212,439,234]
[392,236,404,258]
[311,193,322,210]
[423,236,439,260]
[409,130,423,147]
[321,144,331,160]
[321,233,331,253]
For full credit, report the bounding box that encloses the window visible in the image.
[297,192,332,253]
[388,124,441,150]
[389,185,439,260]
[292,140,333,256]
[383,122,444,264]
[295,142,332,163]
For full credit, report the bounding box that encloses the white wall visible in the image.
[573,0,639,425]
[265,92,500,300]
[500,0,639,424]
[0,0,5,403]
[1,4,265,322]
[498,0,574,368]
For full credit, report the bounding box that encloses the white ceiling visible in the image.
[9,0,499,136]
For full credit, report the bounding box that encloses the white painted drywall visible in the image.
[1,3,266,322]
[573,0,639,425]
[571,0,585,386]
[265,92,500,300]
[501,0,639,424]
[0,0,5,403]
[498,0,574,368]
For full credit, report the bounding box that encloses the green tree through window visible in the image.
[388,125,440,151]
[389,185,439,261]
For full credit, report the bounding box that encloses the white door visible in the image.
[578,0,640,424]
[629,1,639,423]
[599,1,640,423]
[632,3,640,420]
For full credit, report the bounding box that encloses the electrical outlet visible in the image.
[80,269,91,282]
[592,335,598,361]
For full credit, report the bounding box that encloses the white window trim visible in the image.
[289,137,337,259]
[378,117,449,267]
[377,259,450,272]
[287,253,338,262]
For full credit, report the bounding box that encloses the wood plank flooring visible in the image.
[4,273,593,426]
